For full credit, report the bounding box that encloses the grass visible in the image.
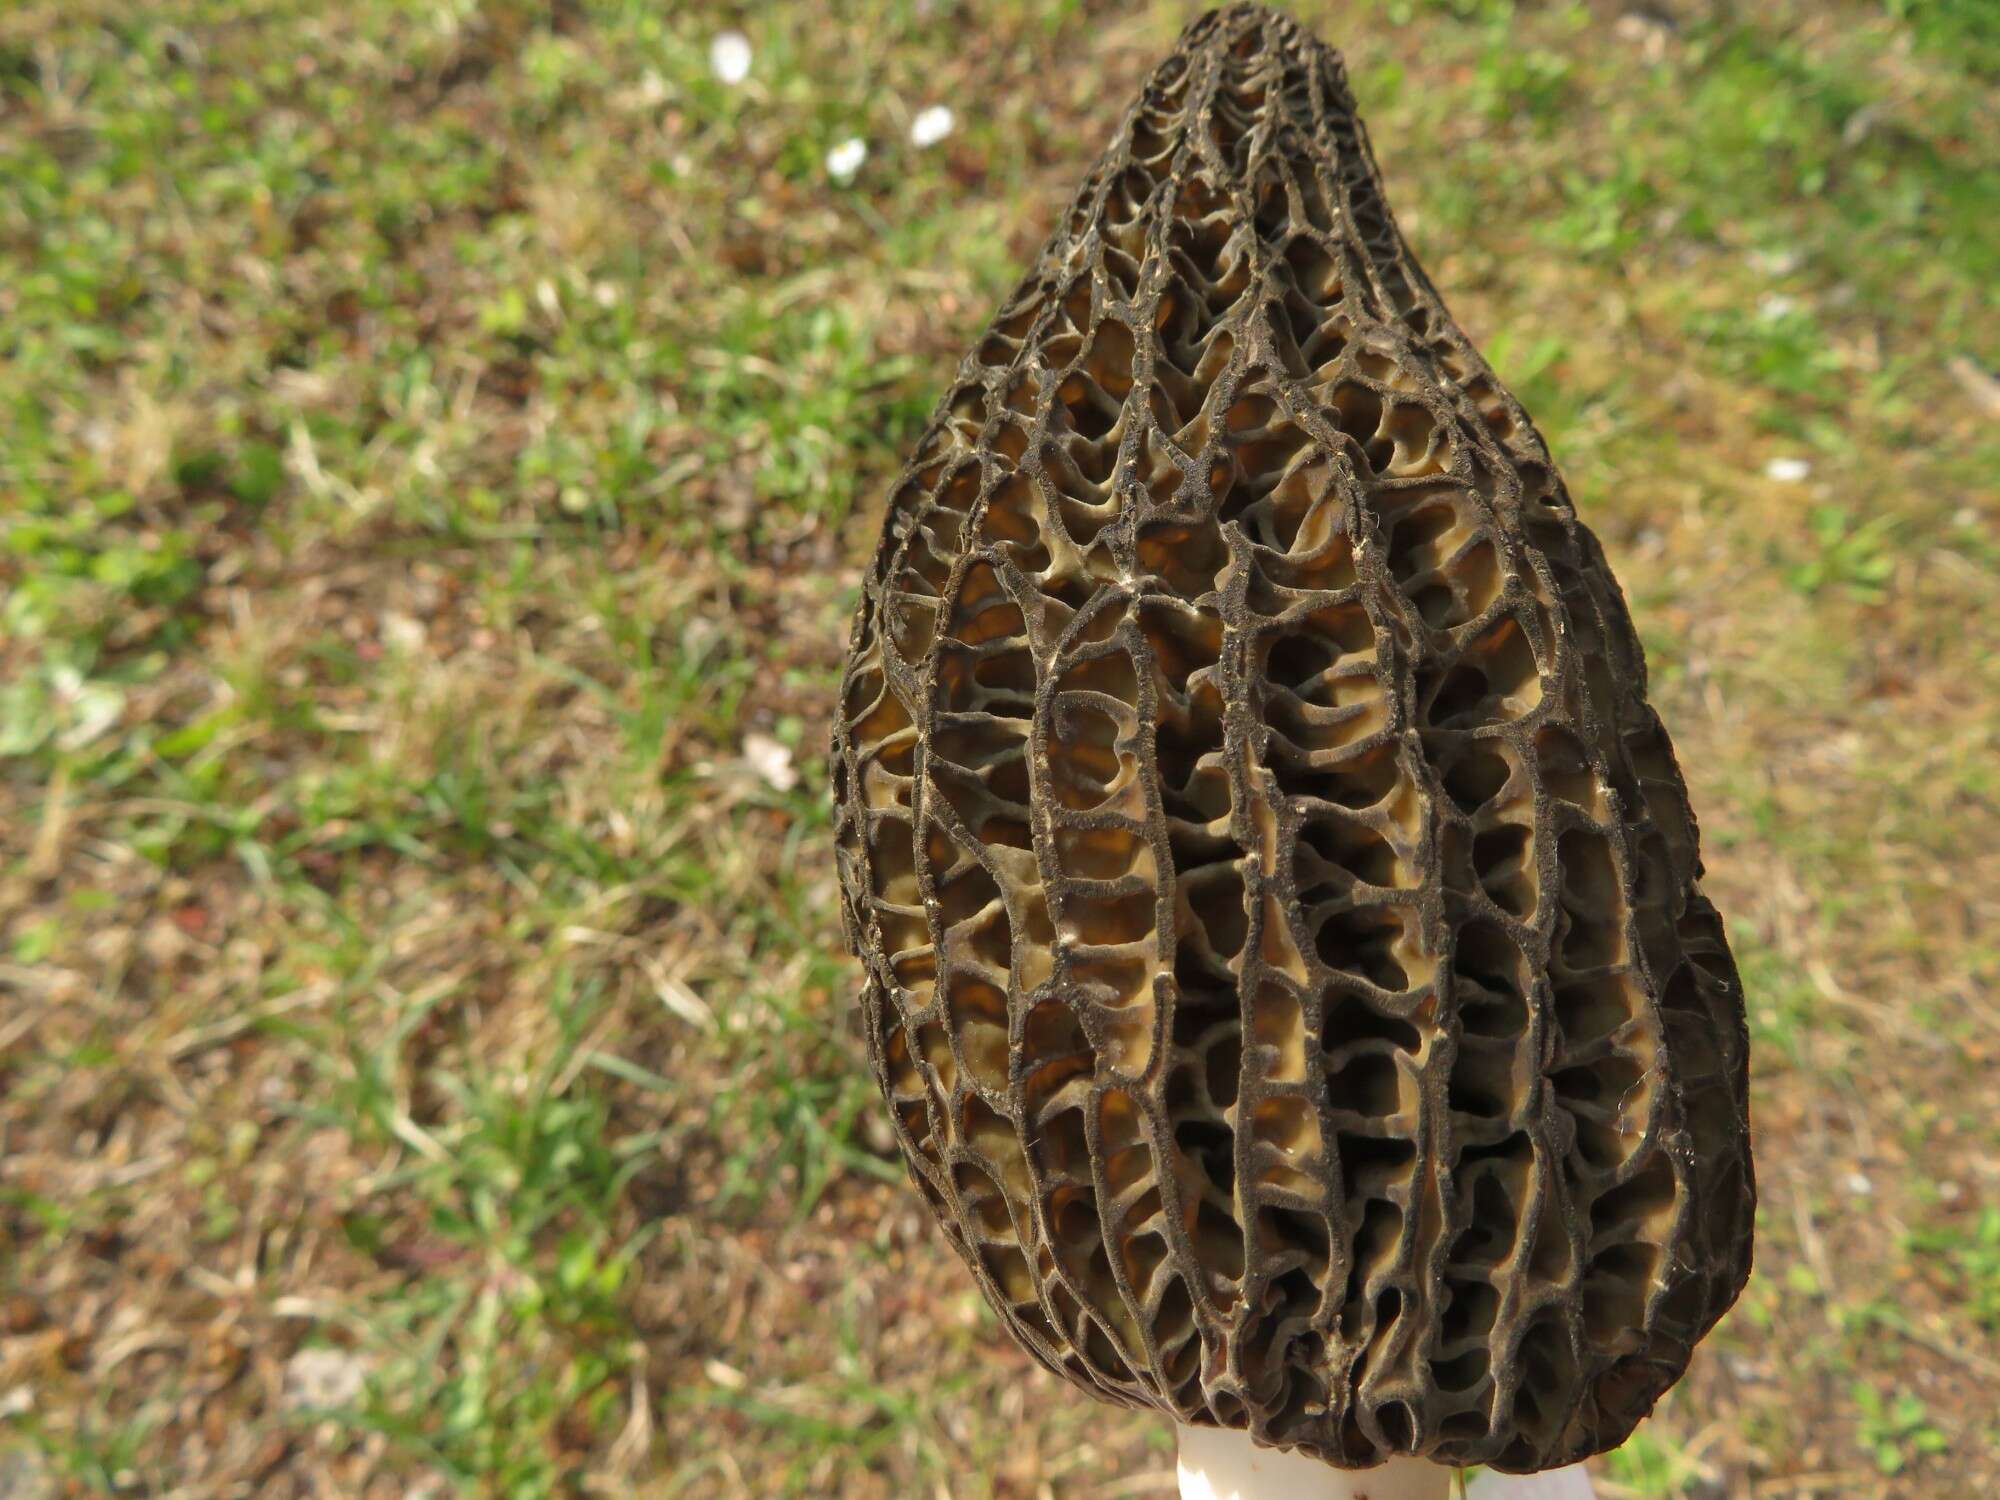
[1,0,1996,1495]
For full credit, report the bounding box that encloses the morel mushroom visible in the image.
[831,2,1753,1478]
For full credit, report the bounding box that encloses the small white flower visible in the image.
[910,104,955,149]
[1765,457,1811,484]
[826,136,868,183]
[743,732,799,792]
[1756,293,1798,322]
[379,610,426,653]
[283,1348,371,1412]
[709,30,751,86]
[1844,1172,1874,1198]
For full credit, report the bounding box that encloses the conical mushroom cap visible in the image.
[832,2,1753,1473]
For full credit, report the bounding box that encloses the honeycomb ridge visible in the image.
[831,4,1753,1472]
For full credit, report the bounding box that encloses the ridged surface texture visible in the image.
[830,2,1753,1473]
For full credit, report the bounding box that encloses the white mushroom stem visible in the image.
[1176,1425,1452,1500]
[1176,1425,1604,1500]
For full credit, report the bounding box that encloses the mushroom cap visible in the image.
[832,2,1753,1473]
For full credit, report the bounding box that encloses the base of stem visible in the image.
[1174,1425,1602,1500]
[1175,1424,1453,1500]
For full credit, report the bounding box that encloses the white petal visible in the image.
[910,104,955,148]
[283,1348,371,1412]
[57,683,125,753]
[1764,457,1811,483]
[379,610,426,653]
[827,137,868,182]
[708,31,752,86]
[743,732,799,791]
